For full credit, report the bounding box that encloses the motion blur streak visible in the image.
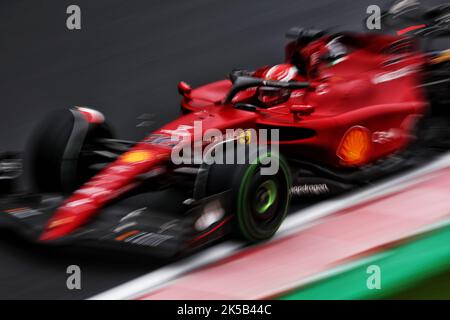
[92,152,450,300]
[0,0,446,299]
[138,168,450,299]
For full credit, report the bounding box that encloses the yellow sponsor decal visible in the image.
[121,150,153,163]
[48,217,75,229]
[238,129,252,145]
[432,50,450,64]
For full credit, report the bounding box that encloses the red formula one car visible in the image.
[0,9,449,257]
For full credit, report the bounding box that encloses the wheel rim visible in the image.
[236,151,292,241]
[255,180,278,214]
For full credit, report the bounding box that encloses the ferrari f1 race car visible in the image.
[0,1,449,258]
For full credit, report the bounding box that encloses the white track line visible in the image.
[90,152,450,300]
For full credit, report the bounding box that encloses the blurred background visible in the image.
[0,0,448,299]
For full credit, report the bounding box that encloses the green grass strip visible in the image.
[280,222,450,300]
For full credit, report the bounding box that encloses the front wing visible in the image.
[0,190,231,258]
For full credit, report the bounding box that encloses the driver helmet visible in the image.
[262,63,299,81]
[258,64,298,106]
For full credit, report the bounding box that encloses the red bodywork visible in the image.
[40,33,428,241]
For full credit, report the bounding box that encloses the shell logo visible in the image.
[337,126,371,166]
[121,150,154,163]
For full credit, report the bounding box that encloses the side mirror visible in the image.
[290,104,315,117]
[178,81,192,97]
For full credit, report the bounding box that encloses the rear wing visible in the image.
[285,27,325,43]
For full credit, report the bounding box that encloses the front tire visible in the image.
[234,152,291,241]
[26,108,112,193]
[196,144,291,242]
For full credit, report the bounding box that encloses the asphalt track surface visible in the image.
[0,0,444,299]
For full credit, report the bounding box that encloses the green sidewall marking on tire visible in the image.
[237,152,291,241]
